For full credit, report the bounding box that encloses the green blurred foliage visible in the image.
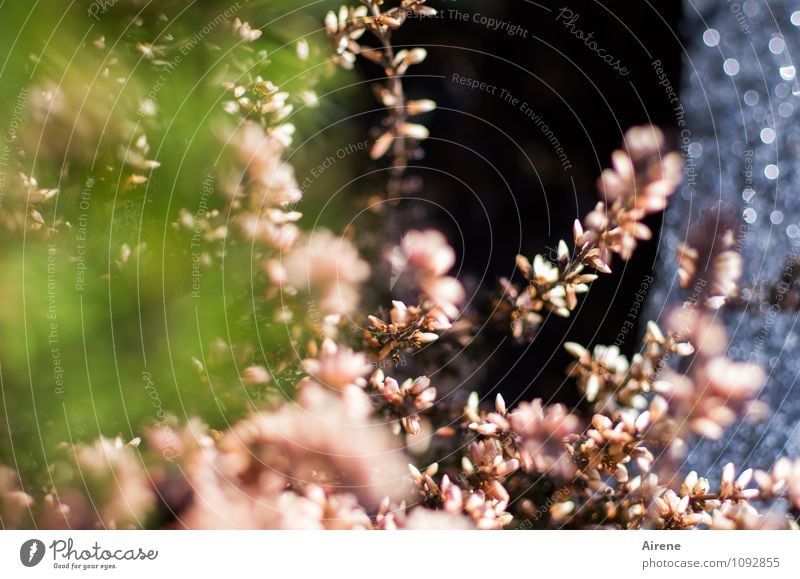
[0,0,368,485]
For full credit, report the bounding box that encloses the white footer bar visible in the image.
[1,531,798,577]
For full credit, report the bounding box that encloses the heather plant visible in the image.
[1,0,799,532]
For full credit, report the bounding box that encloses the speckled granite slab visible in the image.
[646,0,800,476]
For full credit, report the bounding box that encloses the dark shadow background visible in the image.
[358,0,685,405]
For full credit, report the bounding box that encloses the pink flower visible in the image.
[242,365,271,385]
[280,230,370,315]
[0,466,34,529]
[232,123,301,208]
[510,400,581,478]
[420,275,465,319]
[53,437,155,529]
[705,357,765,400]
[301,339,372,391]
[218,383,409,509]
[402,508,474,529]
[397,229,456,277]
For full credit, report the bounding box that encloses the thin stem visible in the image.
[368,2,409,198]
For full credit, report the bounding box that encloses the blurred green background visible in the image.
[0,0,368,487]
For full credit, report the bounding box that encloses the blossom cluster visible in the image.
[497,126,684,340]
[2,1,799,533]
[326,0,437,197]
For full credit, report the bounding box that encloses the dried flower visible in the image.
[677,228,742,309]
[463,490,513,529]
[755,457,800,510]
[367,230,464,359]
[709,501,774,530]
[653,489,711,529]
[369,370,436,435]
[366,300,445,359]
[564,321,692,412]
[409,464,512,529]
[232,18,262,42]
[568,410,656,486]
[499,126,682,340]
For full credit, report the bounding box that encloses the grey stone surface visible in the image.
[646,0,800,476]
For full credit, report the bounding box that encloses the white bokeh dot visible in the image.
[780,65,796,80]
[792,11,800,26]
[687,142,703,158]
[787,224,800,238]
[743,207,758,224]
[724,58,740,76]
[771,210,784,225]
[765,164,780,179]
[744,90,759,106]
[779,102,794,118]
[703,29,720,47]
[769,36,786,54]
[761,127,776,144]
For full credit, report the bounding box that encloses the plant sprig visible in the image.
[326,1,437,197]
